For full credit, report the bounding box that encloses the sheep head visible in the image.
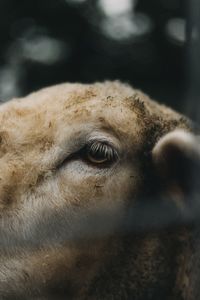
[0,81,199,300]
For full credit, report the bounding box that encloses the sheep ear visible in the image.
[152,130,200,216]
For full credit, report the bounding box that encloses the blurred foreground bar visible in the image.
[186,3,200,299]
[187,0,200,122]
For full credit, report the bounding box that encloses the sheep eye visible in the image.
[85,141,118,165]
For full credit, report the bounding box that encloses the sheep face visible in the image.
[0,81,198,300]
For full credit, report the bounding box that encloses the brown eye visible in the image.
[86,142,118,165]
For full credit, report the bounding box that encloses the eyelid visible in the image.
[87,135,120,151]
[88,141,119,158]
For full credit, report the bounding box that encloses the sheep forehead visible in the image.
[0,81,143,137]
[19,81,181,127]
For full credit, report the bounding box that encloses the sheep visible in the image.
[0,81,199,300]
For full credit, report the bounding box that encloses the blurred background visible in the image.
[0,0,196,114]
